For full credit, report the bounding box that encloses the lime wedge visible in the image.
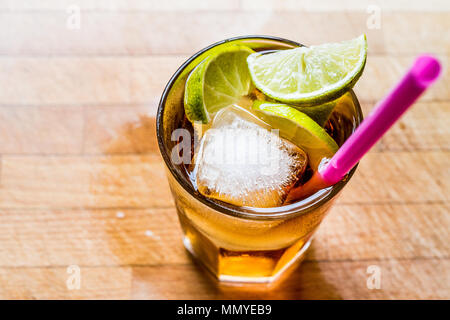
[184,45,254,124]
[253,101,339,169]
[247,35,367,105]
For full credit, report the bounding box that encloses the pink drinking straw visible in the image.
[290,54,442,200]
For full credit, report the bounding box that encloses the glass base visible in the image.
[183,235,312,285]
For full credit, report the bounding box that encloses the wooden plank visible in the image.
[1,0,448,12]
[0,57,131,105]
[0,152,447,209]
[0,155,173,209]
[0,56,187,105]
[0,103,160,156]
[131,258,450,299]
[128,56,188,103]
[241,0,450,12]
[354,55,449,103]
[0,105,84,154]
[354,11,450,55]
[0,55,447,106]
[0,12,448,56]
[360,101,450,151]
[0,266,131,299]
[83,105,158,155]
[0,0,240,11]
[82,100,450,156]
[324,203,450,260]
[0,208,326,267]
[0,100,447,156]
[0,208,186,267]
[338,151,449,204]
[1,258,446,299]
[0,203,446,268]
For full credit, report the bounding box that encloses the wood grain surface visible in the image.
[0,0,449,299]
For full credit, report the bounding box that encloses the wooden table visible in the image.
[0,0,448,299]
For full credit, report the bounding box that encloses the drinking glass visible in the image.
[156,36,363,284]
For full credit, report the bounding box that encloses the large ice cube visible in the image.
[194,105,307,208]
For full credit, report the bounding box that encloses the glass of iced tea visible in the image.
[156,35,365,284]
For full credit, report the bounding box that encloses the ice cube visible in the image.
[194,105,307,208]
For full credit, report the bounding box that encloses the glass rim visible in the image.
[156,35,362,221]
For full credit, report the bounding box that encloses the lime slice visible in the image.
[247,34,367,105]
[253,101,339,169]
[293,100,336,127]
[184,45,254,124]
